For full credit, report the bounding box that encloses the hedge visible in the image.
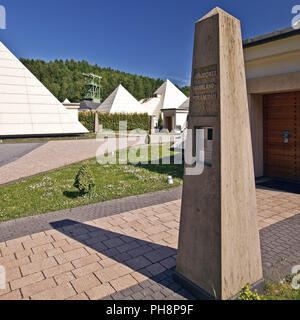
[79,112,150,133]
[78,112,95,132]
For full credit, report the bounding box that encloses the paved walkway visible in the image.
[0,187,299,300]
[0,143,44,168]
[0,138,142,185]
[0,187,183,243]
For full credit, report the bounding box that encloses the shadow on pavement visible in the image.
[50,219,195,300]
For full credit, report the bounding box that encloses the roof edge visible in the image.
[243,26,300,48]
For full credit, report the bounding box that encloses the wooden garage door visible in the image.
[263,92,300,181]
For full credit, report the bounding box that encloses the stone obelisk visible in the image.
[175,7,264,300]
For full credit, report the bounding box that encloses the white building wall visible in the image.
[244,34,300,79]
[175,113,188,130]
[245,51,300,79]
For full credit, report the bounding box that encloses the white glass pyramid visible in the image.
[98,84,144,114]
[155,79,187,110]
[140,79,188,118]
[0,42,88,136]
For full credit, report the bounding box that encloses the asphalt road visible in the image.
[0,142,44,167]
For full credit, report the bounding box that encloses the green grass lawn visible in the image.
[261,271,300,300]
[0,144,183,223]
[238,274,300,300]
[261,281,300,300]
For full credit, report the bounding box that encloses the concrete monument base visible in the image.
[174,272,265,300]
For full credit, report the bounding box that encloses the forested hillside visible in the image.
[180,86,191,97]
[20,59,190,103]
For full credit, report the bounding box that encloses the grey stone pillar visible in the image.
[149,116,155,134]
[175,7,264,300]
[94,112,99,133]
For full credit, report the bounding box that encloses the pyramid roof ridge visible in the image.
[97,84,143,114]
[154,79,187,110]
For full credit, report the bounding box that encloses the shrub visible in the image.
[78,112,95,132]
[78,112,150,133]
[74,165,95,194]
[238,284,261,300]
[157,113,163,130]
[98,113,150,132]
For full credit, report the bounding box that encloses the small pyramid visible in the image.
[155,79,187,110]
[63,98,71,104]
[0,42,88,136]
[97,84,143,114]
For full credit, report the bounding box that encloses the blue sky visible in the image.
[0,0,299,86]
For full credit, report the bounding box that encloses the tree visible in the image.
[180,86,191,97]
[20,58,188,103]
[74,165,95,195]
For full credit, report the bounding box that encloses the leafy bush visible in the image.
[238,284,261,300]
[78,112,95,132]
[98,113,150,132]
[74,165,95,194]
[157,113,163,130]
[261,280,300,300]
[78,112,150,133]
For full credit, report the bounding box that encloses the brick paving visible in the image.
[260,213,300,281]
[0,187,182,243]
[0,186,299,300]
